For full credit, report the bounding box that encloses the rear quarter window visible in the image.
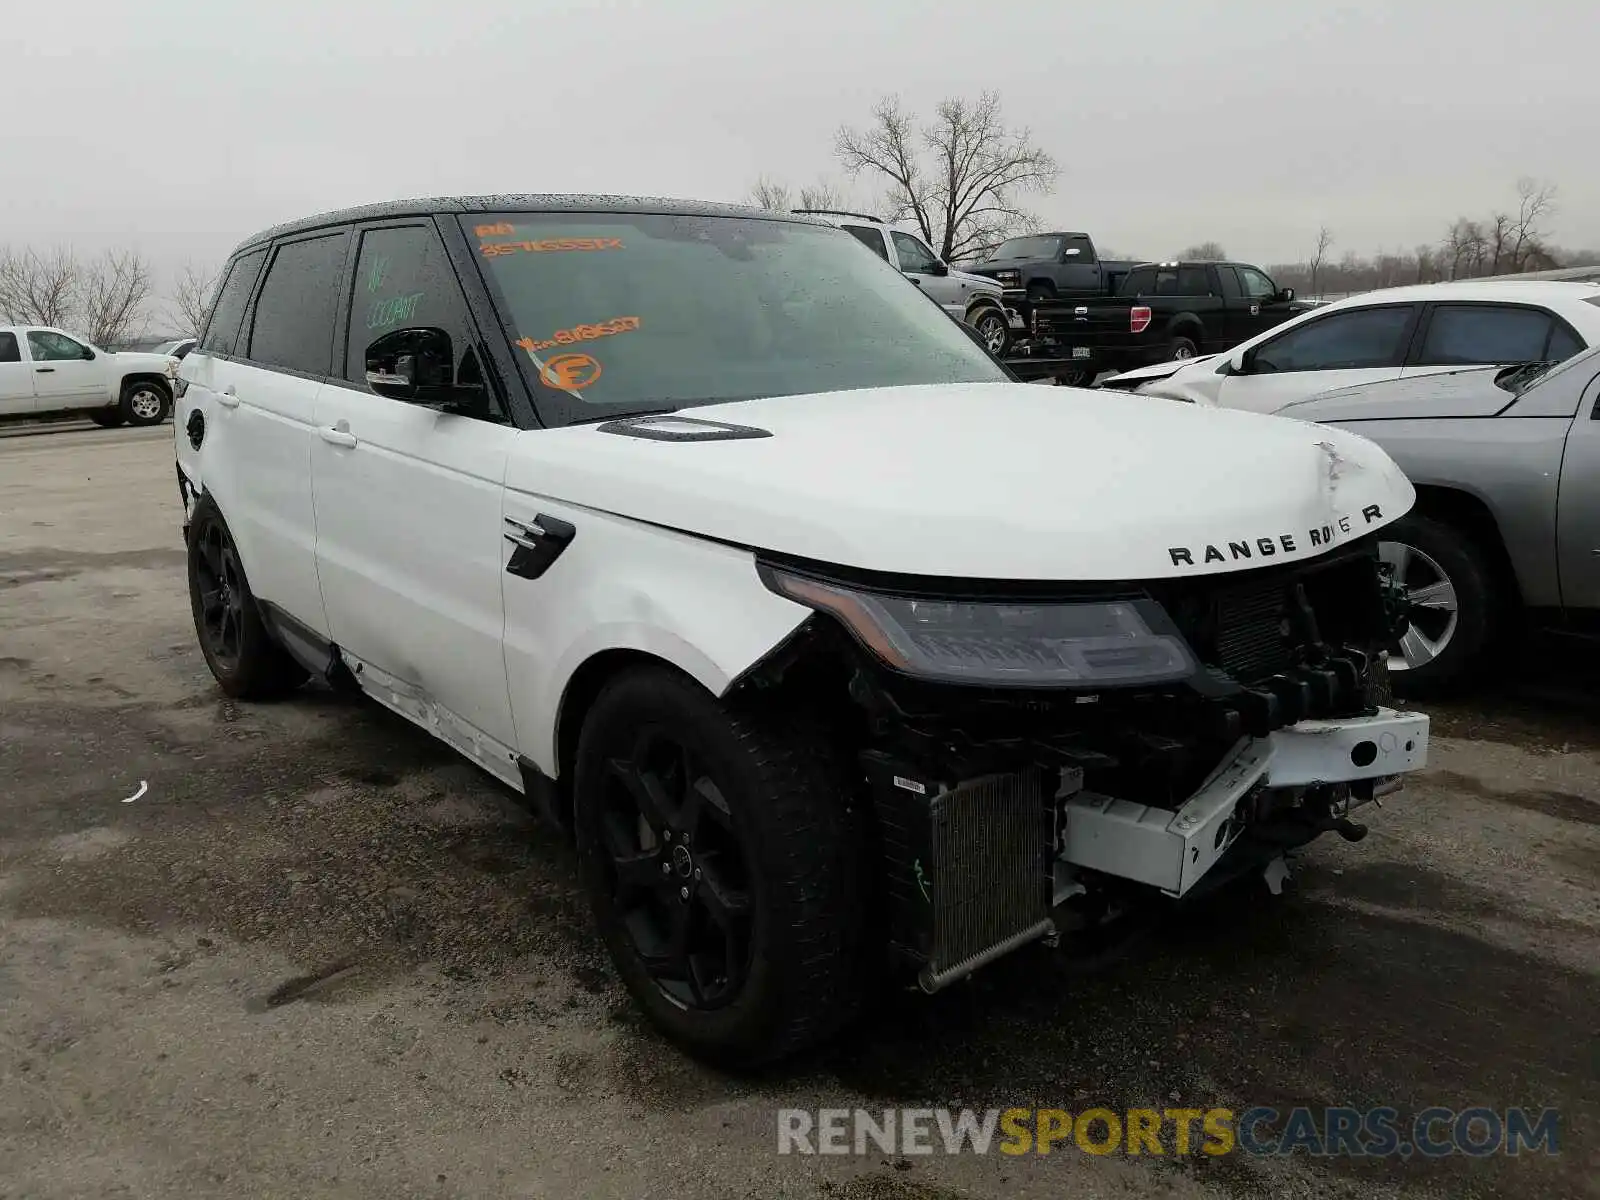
[199,248,267,357]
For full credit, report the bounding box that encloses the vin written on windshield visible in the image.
[464,212,1007,426]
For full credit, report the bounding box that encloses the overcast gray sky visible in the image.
[5,0,1594,315]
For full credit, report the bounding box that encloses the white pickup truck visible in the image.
[0,325,179,427]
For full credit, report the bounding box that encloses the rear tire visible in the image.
[186,495,309,700]
[572,666,868,1068]
[88,410,126,428]
[121,380,171,427]
[1168,335,1199,361]
[1379,514,1497,696]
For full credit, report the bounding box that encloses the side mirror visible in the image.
[82,347,96,360]
[1226,348,1249,375]
[365,327,453,403]
[926,259,949,277]
[1063,247,1082,258]
[1277,287,1295,303]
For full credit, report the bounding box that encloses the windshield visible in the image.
[988,236,1062,261]
[468,213,1007,424]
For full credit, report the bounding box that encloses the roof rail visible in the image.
[791,208,885,224]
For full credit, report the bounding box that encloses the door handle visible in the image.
[217,384,240,409]
[319,422,357,448]
[35,367,54,373]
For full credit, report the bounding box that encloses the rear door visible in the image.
[0,332,33,414]
[1213,303,1420,414]
[1402,302,1584,379]
[309,218,520,771]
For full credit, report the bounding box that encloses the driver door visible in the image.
[1214,303,1419,415]
[891,231,963,318]
[25,329,103,407]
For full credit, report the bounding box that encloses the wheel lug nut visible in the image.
[663,830,671,842]
[694,868,702,879]
[661,862,671,874]
[679,886,689,901]
[682,833,690,846]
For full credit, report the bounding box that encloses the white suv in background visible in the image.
[1101,281,1600,412]
[0,325,179,426]
[795,209,1019,355]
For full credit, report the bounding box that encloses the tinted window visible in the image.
[990,235,1062,261]
[1063,235,1096,264]
[346,224,504,421]
[1216,267,1242,299]
[1126,266,1209,296]
[470,212,1005,426]
[200,248,266,356]
[248,232,349,376]
[891,231,939,273]
[1121,267,1155,295]
[1237,267,1277,300]
[1416,305,1555,366]
[1253,306,1414,373]
[27,330,89,361]
[1547,321,1584,362]
[842,225,889,261]
[0,332,18,363]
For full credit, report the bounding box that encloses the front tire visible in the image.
[1379,514,1497,695]
[970,307,1011,356]
[186,495,308,699]
[572,666,867,1068]
[121,380,171,427]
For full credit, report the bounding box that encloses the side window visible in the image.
[1252,306,1415,373]
[27,330,90,361]
[1237,267,1277,301]
[199,248,266,357]
[891,231,940,274]
[248,232,349,376]
[0,332,19,362]
[1063,235,1096,263]
[1547,321,1584,363]
[842,225,890,262]
[1216,267,1242,299]
[346,224,504,421]
[1121,267,1156,295]
[1176,266,1211,294]
[1415,305,1555,366]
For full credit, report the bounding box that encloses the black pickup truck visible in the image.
[964,232,1138,302]
[1024,260,1307,377]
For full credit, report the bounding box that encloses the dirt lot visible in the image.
[2,425,1596,1200]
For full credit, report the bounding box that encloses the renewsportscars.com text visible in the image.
[776,1106,1560,1159]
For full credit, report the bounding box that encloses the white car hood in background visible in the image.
[506,383,1415,581]
[951,268,1003,295]
[1101,355,1219,387]
[112,350,180,376]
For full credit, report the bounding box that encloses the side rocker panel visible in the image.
[499,495,810,778]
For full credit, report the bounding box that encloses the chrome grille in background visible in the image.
[922,771,1052,991]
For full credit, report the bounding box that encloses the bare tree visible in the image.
[1309,226,1334,295]
[835,92,1057,262]
[0,245,79,326]
[1175,241,1227,260]
[1508,177,1557,272]
[743,175,844,213]
[168,262,220,337]
[79,250,153,347]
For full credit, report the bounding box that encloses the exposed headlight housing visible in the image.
[760,566,1197,688]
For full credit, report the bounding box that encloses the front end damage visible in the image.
[738,537,1428,992]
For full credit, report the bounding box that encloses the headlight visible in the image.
[760,567,1196,687]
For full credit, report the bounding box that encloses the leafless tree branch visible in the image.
[0,245,79,327]
[167,262,220,338]
[79,250,153,347]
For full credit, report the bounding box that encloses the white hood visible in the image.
[1101,355,1219,388]
[113,349,180,376]
[505,382,1415,581]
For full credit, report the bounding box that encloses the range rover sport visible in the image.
[175,196,1431,1067]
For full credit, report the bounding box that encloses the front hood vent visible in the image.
[597,415,772,442]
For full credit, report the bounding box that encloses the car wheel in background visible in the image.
[572,666,868,1068]
[186,494,309,699]
[88,410,126,428]
[1379,514,1496,695]
[1056,367,1094,387]
[1169,335,1198,360]
[971,308,1010,356]
[121,380,171,426]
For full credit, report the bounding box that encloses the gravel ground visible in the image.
[1,425,1596,1200]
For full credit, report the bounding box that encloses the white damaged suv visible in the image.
[175,196,1430,1066]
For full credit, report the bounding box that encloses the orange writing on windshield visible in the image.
[516,316,640,354]
[480,237,624,257]
[474,222,515,237]
[539,353,602,390]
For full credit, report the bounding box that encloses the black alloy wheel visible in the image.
[193,513,247,673]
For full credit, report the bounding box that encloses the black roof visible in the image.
[228,194,825,260]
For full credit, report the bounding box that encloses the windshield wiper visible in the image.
[565,406,680,426]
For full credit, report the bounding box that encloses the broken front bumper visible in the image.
[1060,707,1429,898]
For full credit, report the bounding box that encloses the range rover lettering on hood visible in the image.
[1168,504,1386,568]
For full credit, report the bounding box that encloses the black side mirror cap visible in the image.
[926,260,949,277]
